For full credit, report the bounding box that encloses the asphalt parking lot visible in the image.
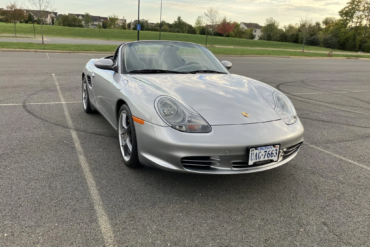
[0,51,369,246]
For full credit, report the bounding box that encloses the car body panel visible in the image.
[135,118,304,174]
[81,41,304,174]
[127,74,281,125]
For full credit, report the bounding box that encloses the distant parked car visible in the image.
[82,41,304,174]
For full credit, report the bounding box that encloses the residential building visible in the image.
[25,10,58,25]
[68,13,125,28]
[240,22,263,40]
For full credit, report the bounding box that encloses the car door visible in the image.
[93,46,123,125]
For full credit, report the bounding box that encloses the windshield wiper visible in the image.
[187,70,227,74]
[129,69,187,74]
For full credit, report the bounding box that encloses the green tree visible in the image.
[194,16,203,34]
[233,23,248,39]
[102,20,108,29]
[27,12,36,37]
[338,0,370,51]
[261,17,279,41]
[162,24,169,32]
[132,20,147,30]
[120,22,127,29]
[59,15,83,27]
[247,29,255,39]
[300,17,313,52]
[108,15,118,29]
[322,17,336,27]
[173,16,188,33]
[3,2,26,37]
[84,12,92,28]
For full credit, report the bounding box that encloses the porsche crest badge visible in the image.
[242,112,249,118]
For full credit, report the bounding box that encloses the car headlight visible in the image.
[156,96,212,133]
[273,92,297,125]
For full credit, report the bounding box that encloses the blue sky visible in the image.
[2,0,347,26]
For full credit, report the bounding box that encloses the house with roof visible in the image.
[25,10,58,25]
[68,13,125,28]
[240,22,263,40]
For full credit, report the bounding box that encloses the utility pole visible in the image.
[360,8,370,53]
[159,0,162,40]
[137,0,140,41]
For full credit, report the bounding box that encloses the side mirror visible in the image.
[94,59,115,70]
[221,60,232,70]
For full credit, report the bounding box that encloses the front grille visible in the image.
[283,142,303,157]
[232,142,303,170]
[181,156,220,170]
[232,160,274,169]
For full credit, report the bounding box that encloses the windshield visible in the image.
[124,41,228,74]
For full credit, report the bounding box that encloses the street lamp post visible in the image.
[360,8,370,53]
[205,25,208,47]
[159,0,163,40]
[137,0,140,41]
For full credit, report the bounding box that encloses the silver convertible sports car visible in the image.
[82,41,304,174]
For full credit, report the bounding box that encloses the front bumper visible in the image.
[135,118,304,174]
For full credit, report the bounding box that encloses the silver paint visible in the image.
[82,41,304,174]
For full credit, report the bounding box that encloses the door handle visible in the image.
[92,72,95,78]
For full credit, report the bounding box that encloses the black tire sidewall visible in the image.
[118,104,141,168]
[82,77,93,113]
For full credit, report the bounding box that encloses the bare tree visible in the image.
[28,0,55,44]
[204,7,220,46]
[3,1,26,37]
[300,17,313,52]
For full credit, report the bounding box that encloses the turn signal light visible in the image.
[132,116,145,125]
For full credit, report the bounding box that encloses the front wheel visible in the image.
[82,77,94,113]
[118,104,141,168]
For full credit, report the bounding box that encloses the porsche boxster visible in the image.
[82,41,304,174]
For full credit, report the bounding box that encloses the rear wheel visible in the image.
[118,104,141,168]
[82,77,94,113]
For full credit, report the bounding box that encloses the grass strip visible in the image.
[0,22,352,53]
[1,42,369,59]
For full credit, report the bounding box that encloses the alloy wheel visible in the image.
[118,111,132,162]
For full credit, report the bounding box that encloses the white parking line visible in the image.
[0,101,81,106]
[52,74,115,247]
[46,53,49,59]
[305,143,370,171]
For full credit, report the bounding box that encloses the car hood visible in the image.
[130,74,281,125]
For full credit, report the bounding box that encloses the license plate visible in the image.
[248,145,280,166]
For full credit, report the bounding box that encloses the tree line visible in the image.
[258,0,370,52]
[1,0,369,52]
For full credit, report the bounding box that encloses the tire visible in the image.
[82,77,94,113]
[118,104,141,168]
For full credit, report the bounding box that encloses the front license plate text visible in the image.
[249,145,280,166]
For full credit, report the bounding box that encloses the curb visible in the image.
[215,54,370,60]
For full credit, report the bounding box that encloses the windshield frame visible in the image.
[121,41,229,75]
